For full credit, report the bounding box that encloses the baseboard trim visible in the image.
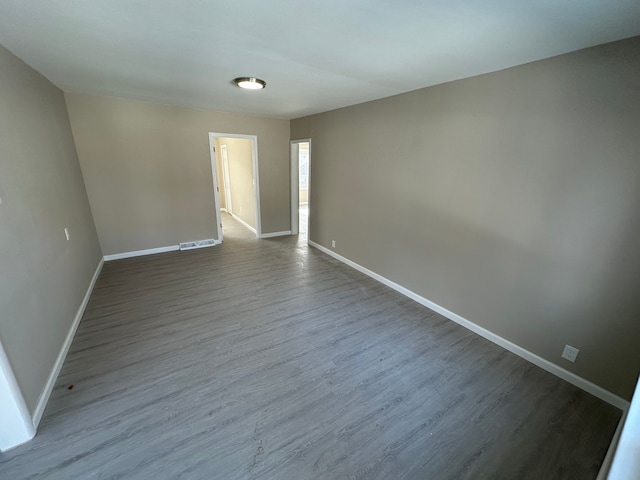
[220,207,228,213]
[32,257,104,427]
[308,240,629,411]
[104,245,179,261]
[228,212,257,234]
[260,230,292,239]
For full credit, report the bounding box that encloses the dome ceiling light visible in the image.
[233,77,266,90]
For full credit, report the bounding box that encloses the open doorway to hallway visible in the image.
[298,142,309,241]
[291,140,311,243]
[209,133,261,242]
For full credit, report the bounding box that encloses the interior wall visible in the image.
[65,93,290,255]
[215,137,256,229]
[0,45,103,413]
[291,36,640,400]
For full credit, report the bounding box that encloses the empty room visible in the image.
[1,1,639,479]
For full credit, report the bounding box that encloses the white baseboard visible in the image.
[32,257,104,427]
[308,240,629,411]
[104,245,179,261]
[260,230,292,239]
[220,207,227,213]
[228,212,257,234]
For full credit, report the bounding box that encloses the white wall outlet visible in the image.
[331,240,336,248]
[561,344,579,362]
[64,227,70,241]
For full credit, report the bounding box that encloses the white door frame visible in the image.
[208,132,262,238]
[208,134,224,243]
[291,139,311,240]
[0,340,35,451]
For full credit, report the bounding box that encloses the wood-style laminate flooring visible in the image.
[0,213,622,479]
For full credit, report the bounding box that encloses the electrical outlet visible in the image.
[331,240,336,248]
[64,227,70,241]
[561,344,579,362]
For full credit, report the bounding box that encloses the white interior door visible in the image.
[221,144,233,214]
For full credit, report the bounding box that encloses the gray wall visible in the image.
[0,45,102,413]
[215,137,256,229]
[291,36,640,400]
[65,93,290,255]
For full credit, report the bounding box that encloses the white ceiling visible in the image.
[1,1,639,120]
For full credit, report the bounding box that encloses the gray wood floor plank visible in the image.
[0,213,621,479]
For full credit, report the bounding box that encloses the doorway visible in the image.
[290,139,311,242]
[208,133,262,242]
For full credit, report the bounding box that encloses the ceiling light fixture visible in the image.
[233,77,266,90]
